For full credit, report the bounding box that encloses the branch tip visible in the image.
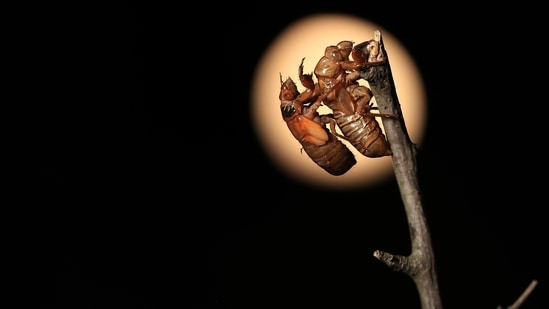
[498,279,538,309]
[374,30,381,42]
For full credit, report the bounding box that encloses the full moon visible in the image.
[251,14,426,190]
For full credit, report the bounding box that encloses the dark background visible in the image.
[31,2,547,309]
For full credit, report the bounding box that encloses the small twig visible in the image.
[359,30,442,309]
[497,279,538,309]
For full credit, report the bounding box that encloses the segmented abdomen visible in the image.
[333,110,391,158]
[301,131,356,176]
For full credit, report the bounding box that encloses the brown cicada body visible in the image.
[279,74,356,176]
[299,42,394,158]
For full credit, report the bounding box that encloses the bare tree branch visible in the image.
[497,279,538,309]
[358,30,443,309]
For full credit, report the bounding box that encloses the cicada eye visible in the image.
[282,91,295,100]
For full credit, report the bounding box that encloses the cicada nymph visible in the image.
[299,42,394,158]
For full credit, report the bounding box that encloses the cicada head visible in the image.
[279,74,299,101]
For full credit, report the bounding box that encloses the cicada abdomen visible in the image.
[330,84,393,158]
[279,75,356,175]
[300,131,358,176]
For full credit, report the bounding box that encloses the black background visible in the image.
[31,2,547,309]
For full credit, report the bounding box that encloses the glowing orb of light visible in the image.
[251,14,426,190]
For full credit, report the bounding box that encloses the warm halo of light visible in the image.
[251,14,426,190]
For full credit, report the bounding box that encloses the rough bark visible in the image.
[359,30,443,309]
